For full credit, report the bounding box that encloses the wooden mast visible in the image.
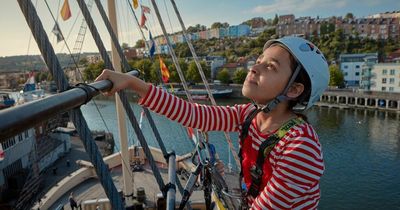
[107,0,134,207]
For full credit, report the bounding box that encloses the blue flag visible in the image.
[149,31,155,58]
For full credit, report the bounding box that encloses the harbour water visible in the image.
[80,98,400,209]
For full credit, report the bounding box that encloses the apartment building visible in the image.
[276,11,400,39]
[339,53,378,87]
[370,63,400,92]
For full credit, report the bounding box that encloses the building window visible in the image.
[382,78,387,84]
[356,65,360,68]
[344,65,348,69]
[25,131,29,138]
[344,72,348,76]
[390,69,395,75]
[382,69,387,75]
[18,134,23,142]
[382,87,386,91]
[355,72,360,76]
[389,78,395,84]
[389,87,394,91]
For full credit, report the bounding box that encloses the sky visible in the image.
[0,0,399,57]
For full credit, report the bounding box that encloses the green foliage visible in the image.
[129,59,153,81]
[79,58,88,66]
[135,39,145,48]
[232,68,247,84]
[186,60,210,83]
[83,61,104,81]
[211,22,224,29]
[329,65,344,87]
[216,68,230,84]
[273,14,279,25]
[167,58,188,83]
[121,43,129,49]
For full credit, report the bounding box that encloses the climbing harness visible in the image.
[239,109,305,202]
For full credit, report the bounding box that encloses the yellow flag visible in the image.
[133,0,139,9]
[159,57,170,83]
[60,0,72,21]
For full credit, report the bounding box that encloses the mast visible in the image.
[108,0,134,206]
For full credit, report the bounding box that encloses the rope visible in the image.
[169,0,241,168]
[79,0,167,193]
[43,0,112,136]
[93,0,189,200]
[17,1,124,209]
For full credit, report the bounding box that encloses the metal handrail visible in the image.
[0,71,138,141]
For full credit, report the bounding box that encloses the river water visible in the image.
[80,98,400,209]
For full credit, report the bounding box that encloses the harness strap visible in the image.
[245,117,305,197]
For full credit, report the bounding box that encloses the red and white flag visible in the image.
[140,12,148,30]
[141,5,151,14]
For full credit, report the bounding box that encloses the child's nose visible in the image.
[249,65,258,74]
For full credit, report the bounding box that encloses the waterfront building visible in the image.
[276,12,400,40]
[360,55,379,90]
[370,63,400,93]
[227,24,250,38]
[339,53,378,87]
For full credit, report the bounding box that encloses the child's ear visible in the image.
[286,83,304,98]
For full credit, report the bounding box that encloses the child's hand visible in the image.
[95,69,132,96]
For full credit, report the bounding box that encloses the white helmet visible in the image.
[263,36,329,109]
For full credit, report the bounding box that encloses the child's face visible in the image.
[242,45,293,104]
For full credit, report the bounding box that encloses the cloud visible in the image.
[251,0,348,15]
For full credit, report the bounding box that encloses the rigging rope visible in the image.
[17,0,124,209]
[79,0,171,196]
[169,0,241,169]
[92,0,189,200]
[43,0,112,135]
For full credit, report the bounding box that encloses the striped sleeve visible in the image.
[139,85,253,132]
[251,124,324,210]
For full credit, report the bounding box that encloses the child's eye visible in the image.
[265,63,276,71]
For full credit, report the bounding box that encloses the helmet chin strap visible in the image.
[254,64,303,114]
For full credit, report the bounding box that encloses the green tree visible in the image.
[211,22,223,29]
[186,60,211,83]
[329,65,344,87]
[232,68,247,84]
[273,14,279,25]
[134,39,145,48]
[344,13,354,20]
[121,42,129,49]
[79,58,88,66]
[83,61,104,81]
[216,68,230,84]
[167,58,188,83]
[130,59,153,81]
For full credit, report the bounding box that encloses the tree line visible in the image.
[80,24,398,87]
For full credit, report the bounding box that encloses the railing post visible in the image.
[166,151,177,210]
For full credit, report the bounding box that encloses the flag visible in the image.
[149,32,155,58]
[60,0,72,21]
[0,143,5,161]
[141,5,151,13]
[132,0,139,9]
[159,56,170,83]
[140,12,148,30]
[52,23,64,43]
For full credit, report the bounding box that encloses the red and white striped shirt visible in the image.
[139,85,324,209]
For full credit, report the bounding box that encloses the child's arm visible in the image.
[95,69,254,132]
[95,69,149,98]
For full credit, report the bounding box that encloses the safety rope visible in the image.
[93,0,189,200]
[169,0,241,169]
[16,1,124,209]
[79,0,180,197]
